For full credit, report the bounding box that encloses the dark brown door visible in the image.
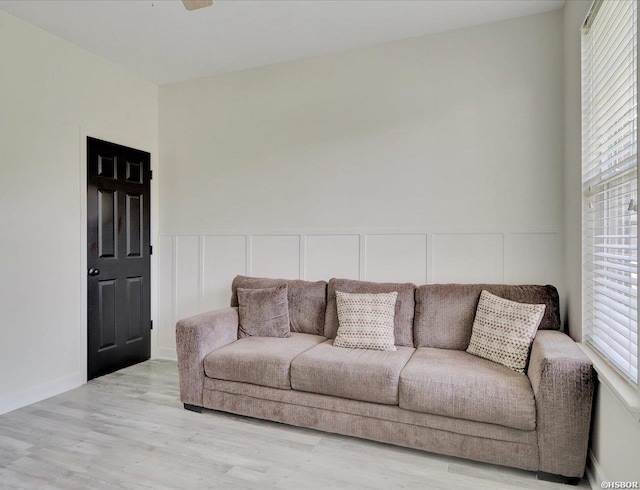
[87,137,151,380]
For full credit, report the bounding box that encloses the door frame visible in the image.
[79,126,158,383]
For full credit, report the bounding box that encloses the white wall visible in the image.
[0,11,158,413]
[590,381,640,484]
[563,0,640,484]
[157,9,565,356]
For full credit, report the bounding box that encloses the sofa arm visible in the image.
[175,307,239,407]
[528,330,595,478]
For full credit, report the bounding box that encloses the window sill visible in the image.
[578,343,640,423]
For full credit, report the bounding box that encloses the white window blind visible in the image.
[582,0,638,385]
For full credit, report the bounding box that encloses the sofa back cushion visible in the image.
[324,278,416,347]
[413,284,561,350]
[231,276,327,336]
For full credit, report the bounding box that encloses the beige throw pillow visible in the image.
[237,284,291,338]
[334,291,397,351]
[467,290,545,373]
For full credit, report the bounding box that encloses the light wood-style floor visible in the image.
[0,360,590,489]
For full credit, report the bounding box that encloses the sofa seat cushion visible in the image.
[290,340,415,405]
[399,348,536,430]
[204,333,325,390]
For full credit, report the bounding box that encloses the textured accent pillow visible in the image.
[237,285,291,338]
[467,290,546,373]
[334,291,398,351]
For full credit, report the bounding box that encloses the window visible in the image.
[582,0,638,385]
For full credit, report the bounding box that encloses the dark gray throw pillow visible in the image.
[237,284,291,338]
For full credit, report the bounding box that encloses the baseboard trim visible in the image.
[156,347,177,360]
[0,372,84,415]
[586,449,606,490]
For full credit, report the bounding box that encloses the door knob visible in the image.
[88,268,100,276]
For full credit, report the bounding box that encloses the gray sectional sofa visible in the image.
[176,276,595,481]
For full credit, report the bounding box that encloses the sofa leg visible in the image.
[184,403,203,413]
[537,472,580,485]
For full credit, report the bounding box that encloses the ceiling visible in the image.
[0,0,564,85]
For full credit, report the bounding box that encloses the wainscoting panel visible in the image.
[158,235,175,350]
[158,229,560,357]
[504,232,562,286]
[251,235,300,279]
[365,234,427,284]
[305,234,360,282]
[431,233,504,283]
[203,235,246,312]
[175,235,200,322]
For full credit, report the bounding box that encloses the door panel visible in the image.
[126,276,143,342]
[98,279,117,350]
[126,193,142,257]
[98,189,117,258]
[88,137,151,380]
[98,154,116,179]
[126,159,143,183]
